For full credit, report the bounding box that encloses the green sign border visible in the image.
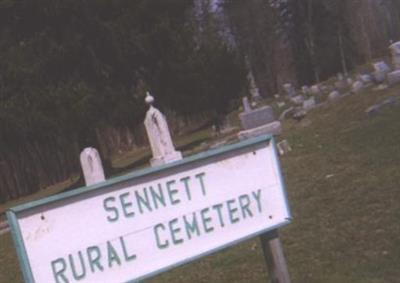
[7,134,291,283]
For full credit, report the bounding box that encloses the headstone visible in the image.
[239,105,275,130]
[277,101,286,108]
[310,85,321,96]
[328,90,341,101]
[373,61,391,74]
[372,61,391,84]
[80,147,105,186]
[242,96,252,113]
[292,108,307,121]
[359,74,373,84]
[144,92,182,167]
[320,85,328,93]
[387,70,400,86]
[347,78,353,85]
[247,71,262,101]
[290,95,305,105]
[283,83,296,97]
[334,79,347,91]
[372,71,386,84]
[302,97,316,111]
[389,41,400,69]
[301,85,310,96]
[352,81,364,93]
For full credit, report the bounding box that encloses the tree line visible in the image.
[1,0,400,202]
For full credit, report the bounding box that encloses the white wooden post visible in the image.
[144,92,182,167]
[80,147,105,186]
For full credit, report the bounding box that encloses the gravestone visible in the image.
[373,61,391,74]
[334,79,347,91]
[359,74,372,84]
[238,102,281,139]
[372,61,391,84]
[80,147,105,186]
[301,85,310,96]
[320,85,328,93]
[242,96,252,113]
[292,108,307,121]
[247,71,262,101]
[239,105,275,130]
[352,81,364,93]
[328,90,341,101]
[389,41,400,69]
[310,85,321,96]
[283,83,296,97]
[144,92,182,167]
[290,95,305,105]
[302,97,316,111]
[347,77,353,85]
[387,70,400,86]
[387,42,400,84]
[372,72,385,84]
[277,101,286,108]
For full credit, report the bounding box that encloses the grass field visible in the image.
[1,85,400,282]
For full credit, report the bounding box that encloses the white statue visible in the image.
[144,92,182,167]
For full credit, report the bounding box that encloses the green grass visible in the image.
[1,85,400,282]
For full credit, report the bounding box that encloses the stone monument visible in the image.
[352,80,364,93]
[372,61,391,83]
[247,71,262,101]
[242,96,252,113]
[302,97,316,111]
[328,90,341,102]
[301,85,310,96]
[283,83,296,97]
[239,105,275,130]
[290,95,305,105]
[387,42,400,85]
[144,92,182,167]
[238,102,281,140]
[80,147,105,186]
[389,41,400,70]
[310,85,321,96]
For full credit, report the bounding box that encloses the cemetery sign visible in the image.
[7,135,291,283]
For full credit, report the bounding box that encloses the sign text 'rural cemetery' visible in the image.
[7,135,290,283]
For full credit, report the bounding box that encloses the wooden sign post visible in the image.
[7,135,291,283]
[261,229,291,283]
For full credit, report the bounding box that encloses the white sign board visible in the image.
[7,135,291,283]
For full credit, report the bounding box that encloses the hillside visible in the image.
[1,80,399,283]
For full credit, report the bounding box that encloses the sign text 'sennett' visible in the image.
[8,137,290,283]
